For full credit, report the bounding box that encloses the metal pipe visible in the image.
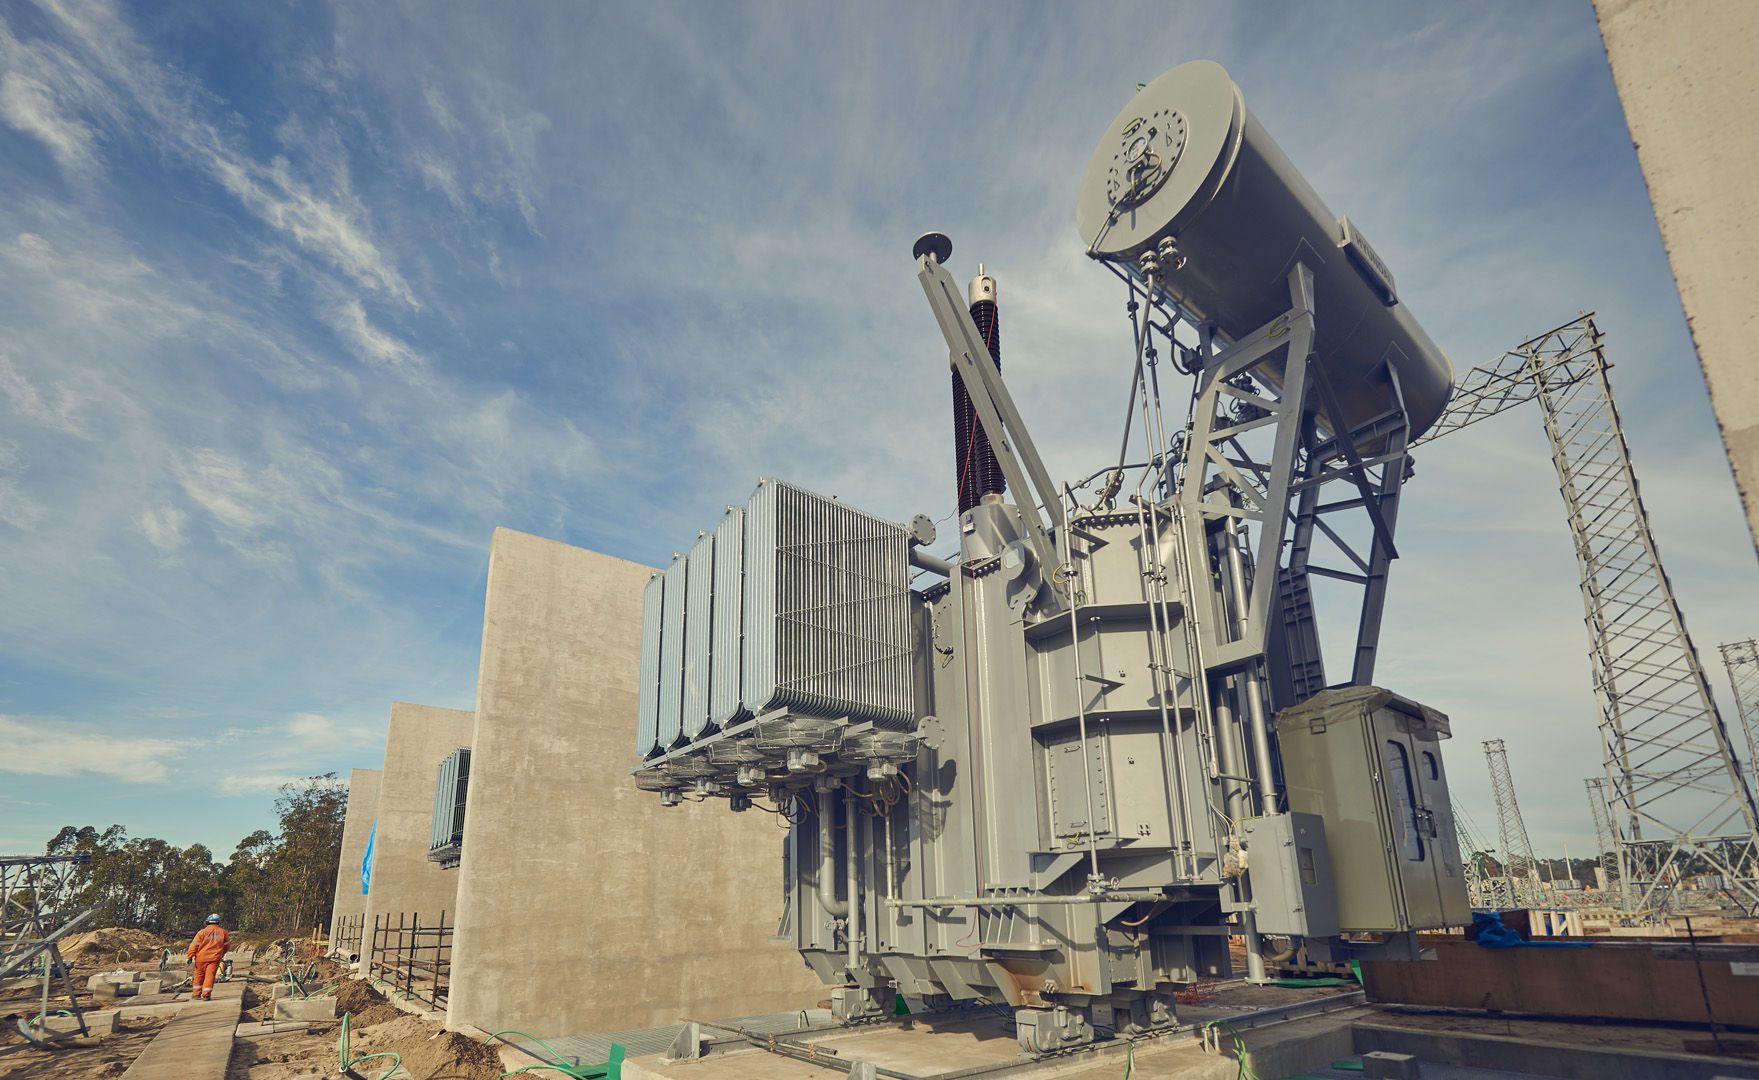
[887,890,1172,908]
[1056,502,1104,882]
[884,803,899,904]
[1129,498,1197,881]
[1240,909,1269,982]
[909,546,954,576]
[818,788,848,918]
[1222,515,1280,812]
[847,788,862,974]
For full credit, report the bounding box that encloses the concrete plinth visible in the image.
[1595,0,1759,549]
[41,1009,118,1035]
[329,766,382,949]
[273,996,339,1021]
[446,528,824,1037]
[359,702,475,954]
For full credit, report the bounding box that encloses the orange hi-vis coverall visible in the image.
[187,923,230,999]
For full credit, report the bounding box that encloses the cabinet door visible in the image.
[1410,740,1471,926]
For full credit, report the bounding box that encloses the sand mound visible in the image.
[350,1002,404,1027]
[63,927,166,954]
[334,978,389,1015]
[396,1029,504,1080]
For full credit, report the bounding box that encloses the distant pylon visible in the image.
[1484,739,1543,906]
[1719,640,1759,787]
[1585,777,1621,904]
[1456,804,1513,909]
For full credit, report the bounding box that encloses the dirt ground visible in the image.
[0,1015,169,1079]
[227,1011,505,1080]
[227,975,506,1080]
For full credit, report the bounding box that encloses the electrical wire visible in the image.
[1202,1019,1262,1080]
[481,1029,625,1079]
[338,1011,401,1080]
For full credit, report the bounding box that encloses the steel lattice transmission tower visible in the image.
[1719,640,1759,786]
[1584,777,1621,902]
[1456,804,1515,909]
[1419,316,1759,912]
[1483,739,1543,905]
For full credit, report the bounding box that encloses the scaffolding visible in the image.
[368,911,451,1008]
[1418,316,1759,913]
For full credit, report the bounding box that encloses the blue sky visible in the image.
[0,1,1751,863]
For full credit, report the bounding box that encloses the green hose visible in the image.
[481,1029,624,1079]
[339,1011,401,1080]
[1203,1020,1262,1080]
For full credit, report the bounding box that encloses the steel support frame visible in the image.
[1177,262,1412,711]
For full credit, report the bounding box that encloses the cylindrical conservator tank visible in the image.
[1074,60,1453,439]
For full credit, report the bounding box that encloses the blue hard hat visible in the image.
[206,914,221,923]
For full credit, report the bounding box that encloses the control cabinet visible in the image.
[1275,688,1470,932]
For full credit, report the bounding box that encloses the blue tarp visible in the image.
[360,820,376,895]
[1473,910,1592,948]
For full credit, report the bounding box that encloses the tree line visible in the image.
[43,775,346,936]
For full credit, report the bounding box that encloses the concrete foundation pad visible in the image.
[621,1013,1249,1080]
[120,980,243,1079]
[1354,1019,1759,1080]
[273,996,339,1021]
[116,1001,194,1021]
[237,1020,317,1038]
[39,1010,119,1035]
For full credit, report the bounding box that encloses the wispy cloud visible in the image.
[0,714,190,783]
[0,0,1747,860]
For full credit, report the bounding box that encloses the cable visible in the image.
[482,1030,625,1079]
[1202,1020,1262,1080]
[339,1011,401,1080]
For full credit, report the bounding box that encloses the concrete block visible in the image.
[1363,1050,1421,1080]
[88,974,138,998]
[446,529,824,1037]
[41,1010,118,1035]
[329,767,383,944]
[136,978,162,996]
[359,704,474,944]
[1595,1,1759,548]
[273,997,339,1021]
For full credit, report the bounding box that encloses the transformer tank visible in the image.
[632,60,1469,1055]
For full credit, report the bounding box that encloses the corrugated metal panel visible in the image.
[742,479,914,728]
[682,530,715,740]
[635,573,664,758]
[710,507,746,728]
[429,746,470,854]
[656,555,688,750]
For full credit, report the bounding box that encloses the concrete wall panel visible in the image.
[1595,0,1759,551]
[328,767,381,941]
[360,702,476,943]
[447,528,822,1037]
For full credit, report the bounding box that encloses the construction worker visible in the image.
[187,914,230,1000]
